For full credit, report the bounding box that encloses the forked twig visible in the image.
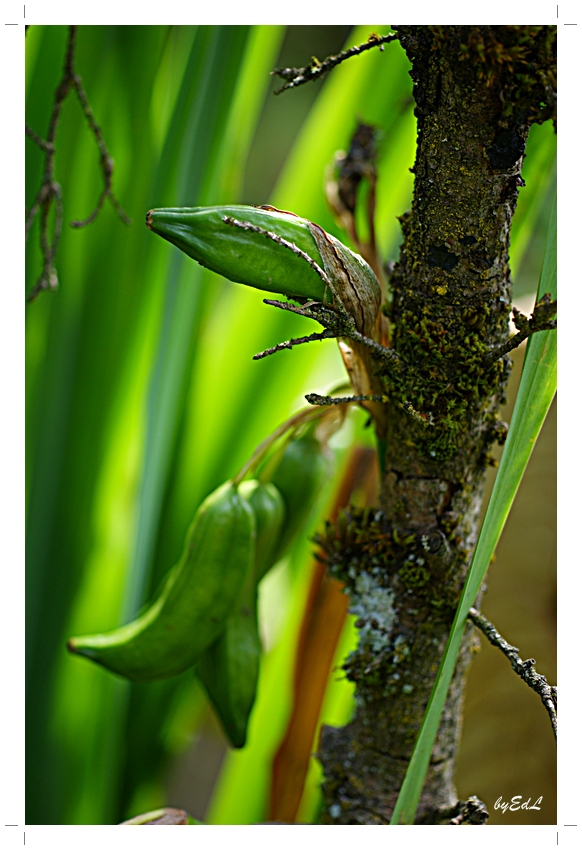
[26,25,130,303]
[468,607,557,740]
[262,298,399,366]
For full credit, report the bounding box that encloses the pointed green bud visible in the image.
[147,205,327,301]
[146,205,381,334]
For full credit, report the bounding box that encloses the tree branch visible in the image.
[468,607,557,740]
[253,329,336,360]
[271,32,398,94]
[69,70,131,228]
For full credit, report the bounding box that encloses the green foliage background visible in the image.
[25,25,556,825]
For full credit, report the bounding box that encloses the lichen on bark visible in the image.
[316,25,556,825]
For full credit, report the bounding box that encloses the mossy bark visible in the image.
[317,25,556,824]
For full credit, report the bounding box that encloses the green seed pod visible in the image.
[67,483,255,682]
[195,480,284,747]
[267,429,331,563]
[147,205,327,301]
[146,205,380,334]
[241,479,286,581]
[196,586,260,749]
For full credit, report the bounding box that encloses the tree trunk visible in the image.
[317,25,556,824]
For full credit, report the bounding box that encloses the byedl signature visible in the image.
[494,796,542,814]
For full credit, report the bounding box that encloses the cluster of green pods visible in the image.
[68,430,331,748]
[69,204,358,747]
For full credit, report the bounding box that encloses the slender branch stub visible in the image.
[468,607,557,740]
[306,392,389,406]
[483,295,557,365]
[271,33,398,94]
[146,204,381,336]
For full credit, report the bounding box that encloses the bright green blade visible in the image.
[390,196,557,824]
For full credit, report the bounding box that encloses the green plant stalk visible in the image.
[390,198,556,824]
[232,404,332,487]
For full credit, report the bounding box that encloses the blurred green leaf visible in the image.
[510,121,557,295]
[26,24,287,824]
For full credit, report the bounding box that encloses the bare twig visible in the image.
[468,607,557,740]
[253,330,336,361]
[263,298,400,367]
[484,295,557,365]
[272,32,398,94]
[263,297,338,322]
[26,25,130,303]
[69,70,131,228]
[262,297,347,335]
[306,392,389,406]
[25,124,54,153]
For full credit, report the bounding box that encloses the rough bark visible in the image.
[316,25,556,824]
